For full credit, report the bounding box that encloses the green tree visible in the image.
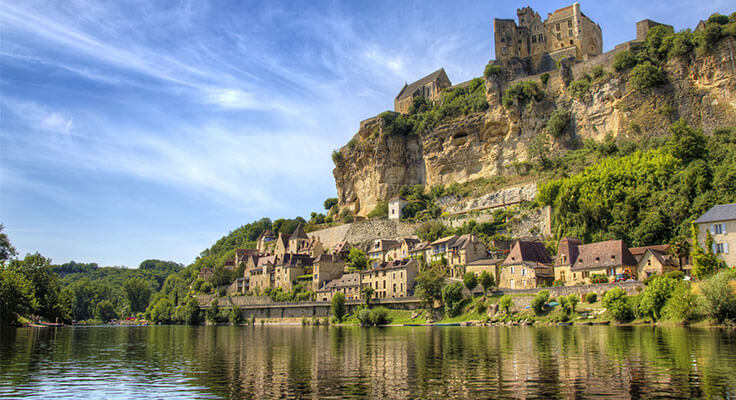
[442,282,465,317]
[0,268,37,325]
[691,224,722,279]
[149,297,174,324]
[663,283,699,322]
[94,300,117,322]
[499,295,514,314]
[638,275,679,320]
[347,248,369,271]
[361,286,375,307]
[206,299,221,323]
[415,267,446,307]
[229,305,244,324]
[628,61,667,91]
[531,290,550,315]
[479,271,495,297]
[568,294,579,313]
[699,270,736,324]
[123,277,153,314]
[182,297,201,325]
[330,292,346,322]
[669,118,706,163]
[0,224,17,265]
[602,287,633,322]
[9,253,70,322]
[463,272,478,294]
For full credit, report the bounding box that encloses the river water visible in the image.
[0,325,734,399]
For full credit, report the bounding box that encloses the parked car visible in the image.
[614,273,630,282]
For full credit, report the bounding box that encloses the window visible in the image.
[532,36,536,43]
[557,32,562,40]
[568,29,573,37]
[510,266,515,274]
[560,271,566,281]
[539,34,544,42]
[568,20,572,28]
[556,23,560,31]
[715,243,729,254]
[712,223,726,234]
[522,268,527,276]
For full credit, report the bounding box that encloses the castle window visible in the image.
[557,33,561,40]
[570,40,573,45]
[556,23,560,31]
[532,36,536,43]
[569,29,573,37]
[568,20,572,28]
[539,34,544,42]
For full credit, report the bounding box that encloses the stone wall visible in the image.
[344,219,419,247]
[444,183,537,214]
[493,281,643,308]
[307,223,352,250]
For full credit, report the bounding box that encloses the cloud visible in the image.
[2,99,74,134]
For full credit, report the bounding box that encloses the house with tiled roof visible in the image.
[499,241,553,289]
[394,68,452,114]
[570,240,637,284]
[637,249,679,279]
[695,203,736,268]
[312,253,346,292]
[553,237,581,285]
[316,273,361,302]
[360,259,419,299]
[368,239,400,267]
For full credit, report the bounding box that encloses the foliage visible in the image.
[181,297,201,325]
[415,267,446,307]
[531,290,550,315]
[0,224,17,265]
[330,292,346,322]
[691,224,723,279]
[442,282,465,317]
[668,118,706,164]
[540,73,550,85]
[613,50,637,71]
[559,294,579,317]
[663,283,699,322]
[361,286,375,306]
[463,272,478,293]
[567,76,591,100]
[699,270,736,324]
[499,295,514,314]
[149,297,174,324]
[331,150,343,164]
[484,64,504,80]
[229,305,245,325]
[591,274,609,284]
[7,253,70,323]
[546,110,571,138]
[0,268,37,325]
[206,299,226,323]
[124,277,153,314]
[367,202,388,219]
[479,271,495,296]
[502,81,543,108]
[416,221,452,242]
[347,248,369,272]
[602,287,633,322]
[638,275,679,320]
[357,306,392,326]
[94,300,117,322]
[628,61,667,91]
[323,198,338,211]
[586,293,597,303]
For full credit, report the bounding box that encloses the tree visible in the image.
[463,272,478,294]
[531,290,550,315]
[602,287,633,322]
[568,294,579,313]
[414,267,446,308]
[638,275,679,320]
[124,277,153,314]
[0,268,37,325]
[347,248,369,271]
[0,224,17,265]
[182,297,201,325]
[663,283,699,322]
[691,224,723,279]
[331,292,346,322]
[361,286,375,307]
[669,118,706,163]
[699,270,736,324]
[442,282,465,317]
[229,305,244,325]
[9,253,70,322]
[479,271,495,297]
[499,295,514,314]
[206,299,221,323]
[94,300,117,322]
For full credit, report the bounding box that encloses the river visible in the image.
[1,325,734,399]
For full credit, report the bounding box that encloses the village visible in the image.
[197,202,735,306]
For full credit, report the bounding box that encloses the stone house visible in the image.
[553,237,582,285]
[227,277,247,296]
[273,232,290,256]
[316,273,361,302]
[695,203,736,268]
[428,234,488,278]
[368,239,400,267]
[637,249,679,279]
[628,244,671,263]
[248,265,273,293]
[408,241,431,261]
[312,253,346,291]
[388,197,408,220]
[360,259,419,299]
[465,257,505,283]
[256,230,276,253]
[273,253,313,291]
[198,267,214,281]
[397,238,421,259]
[394,68,452,114]
[498,241,554,289]
[570,240,638,284]
[493,3,602,73]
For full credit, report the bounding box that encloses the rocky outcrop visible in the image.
[334,38,736,216]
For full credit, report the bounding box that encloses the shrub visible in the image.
[591,66,606,80]
[484,64,504,80]
[442,282,465,317]
[591,274,608,284]
[663,283,699,322]
[479,271,495,296]
[586,293,598,303]
[330,292,346,322]
[463,272,478,293]
[229,305,244,324]
[699,270,736,324]
[331,150,343,163]
[367,202,388,219]
[567,77,591,100]
[559,294,578,316]
[540,73,550,85]
[357,308,372,326]
[629,61,667,91]
[638,276,679,320]
[475,301,487,314]
[502,81,543,108]
[499,295,514,314]
[602,287,633,322]
[531,290,550,315]
[357,307,392,326]
[613,50,637,71]
[546,109,571,138]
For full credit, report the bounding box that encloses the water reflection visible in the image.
[1,325,734,399]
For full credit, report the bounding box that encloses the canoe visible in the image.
[557,322,573,326]
[433,323,461,327]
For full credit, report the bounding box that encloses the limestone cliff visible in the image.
[334,38,736,216]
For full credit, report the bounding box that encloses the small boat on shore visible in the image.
[29,321,65,328]
[557,322,573,326]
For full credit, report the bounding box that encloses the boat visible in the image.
[557,322,573,326]
[433,323,461,327]
[29,321,65,328]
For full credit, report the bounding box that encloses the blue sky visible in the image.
[0,0,728,267]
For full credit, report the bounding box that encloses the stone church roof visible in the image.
[395,68,449,101]
[289,224,309,241]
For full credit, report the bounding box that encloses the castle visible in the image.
[493,2,602,73]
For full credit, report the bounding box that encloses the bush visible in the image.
[591,274,608,284]
[330,292,346,322]
[663,283,699,322]
[442,282,465,317]
[613,50,637,71]
[559,294,578,316]
[499,295,514,314]
[463,272,478,293]
[531,290,550,315]
[602,287,633,322]
[629,61,667,91]
[638,276,679,320]
[366,202,388,219]
[479,271,495,295]
[567,77,591,100]
[546,109,571,138]
[699,270,736,324]
[586,293,598,303]
[540,73,550,85]
[331,150,343,163]
[502,81,543,108]
[484,64,504,80]
[357,307,392,326]
[229,305,244,324]
[591,66,606,80]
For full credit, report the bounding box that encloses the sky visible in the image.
[0,0,729,268]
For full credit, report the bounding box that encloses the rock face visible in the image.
[334,38,736,216]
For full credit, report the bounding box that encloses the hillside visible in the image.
[332,20,736,218]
